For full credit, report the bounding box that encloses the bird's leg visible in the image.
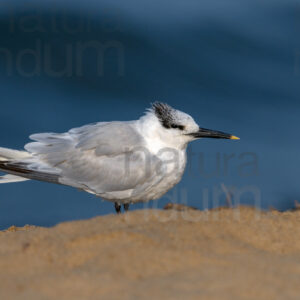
[124,203,130,212]
[114,202,121,214]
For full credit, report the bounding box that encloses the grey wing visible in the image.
[24,122,162,200]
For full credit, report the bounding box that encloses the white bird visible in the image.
[0,102,239,213]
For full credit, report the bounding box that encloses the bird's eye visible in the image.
[171,124,185,130]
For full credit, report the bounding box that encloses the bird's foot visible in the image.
[124,203,130,212]
[114,202,121,214]
[114,202,129,213]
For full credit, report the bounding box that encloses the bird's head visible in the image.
[148,102,239,148]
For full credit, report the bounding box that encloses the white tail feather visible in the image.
[0,174,30,184]
[0,147,32,161]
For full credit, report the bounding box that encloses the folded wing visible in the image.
[23,122,161,200]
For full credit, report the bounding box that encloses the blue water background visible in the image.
[0,0,299,228]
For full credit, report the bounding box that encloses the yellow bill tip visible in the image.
[230,135,240,140]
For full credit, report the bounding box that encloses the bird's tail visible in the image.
[0,147,32,184]
[0,174,30,183]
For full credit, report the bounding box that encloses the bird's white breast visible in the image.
[132,131,187,202]
[141,148,187,202]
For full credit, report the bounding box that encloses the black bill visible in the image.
[189,127,239,140]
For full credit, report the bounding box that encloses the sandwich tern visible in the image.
[0,102,239,213]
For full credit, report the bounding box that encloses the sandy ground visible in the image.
[0,207,300,300]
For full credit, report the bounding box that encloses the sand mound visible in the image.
[0,207,300,300]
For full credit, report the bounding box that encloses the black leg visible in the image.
[114,202,121,214]
[124,203,130,212]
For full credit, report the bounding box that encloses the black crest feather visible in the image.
[152,102,175,129]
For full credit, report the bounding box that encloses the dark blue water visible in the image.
[0,0,299,229]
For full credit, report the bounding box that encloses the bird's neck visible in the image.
[136,113,188,154]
